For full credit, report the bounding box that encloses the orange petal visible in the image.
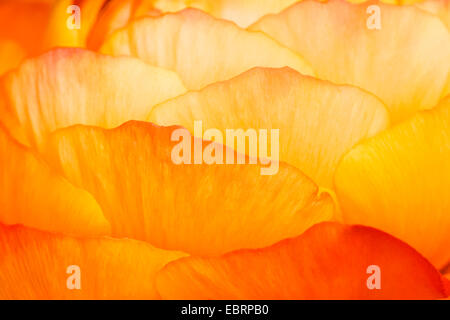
[43,0,107,49]
[0,48,186,150]
[0,223,184,299]
[44,121,334,256]
[156,222,448,299]
[152,0,300,28]
[334,96,450,268]
[250,0,450,123]
[100,8,314,90]
[0,125,110,237]
[0,40,26,75]
[0,0,51,55]
[149,67,389,189]
[87,0,160,50]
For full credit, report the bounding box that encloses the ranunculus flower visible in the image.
[0,0,449,300]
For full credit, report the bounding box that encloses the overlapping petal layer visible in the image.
[100,8,314,90]
[335,96,450,268]
[0,48,186,149]
[415,0,450,28]
[44,121,334,256]
[152,0,300,28]
[43,0,107,49]
[0,223,184,299]
[87,0,160,49]
[152,0,440,27]
[0,0,447,301]
[0,126,110,237]
[353,0,449,29]
[250,0,450,123]
[149,67,389,188]
[156,222,449,299]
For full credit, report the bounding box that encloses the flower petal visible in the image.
[0,0,51,54]
[43,0,107,49]
[44,121,334,256]
[334,96,450,268]
[0,126,110,237]
[87,0,160,50]
[156,222,448,299]
[100,8,314,90]
[0,48,186,150]
[0,40,26,75]
[153,0,300,28]
[349,0,431,3]
[149,67,389,188]
[0,223,184,299]
[415,0,450,28]
[250,0,450,123]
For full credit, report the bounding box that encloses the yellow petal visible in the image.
[335,96,450,268]
[100,8,314,90]
[44,121,334,256]
[415,0,450,29]
[250,0,450,123]
[156,222,448,299]
[43,0,107,49]
[0,125,110,237]
[149,67,389,189]
[0,48,186,150]
[87,0,160,50]
[348,0,428,3]
[153,0,300,28]
[0,223,184,299]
